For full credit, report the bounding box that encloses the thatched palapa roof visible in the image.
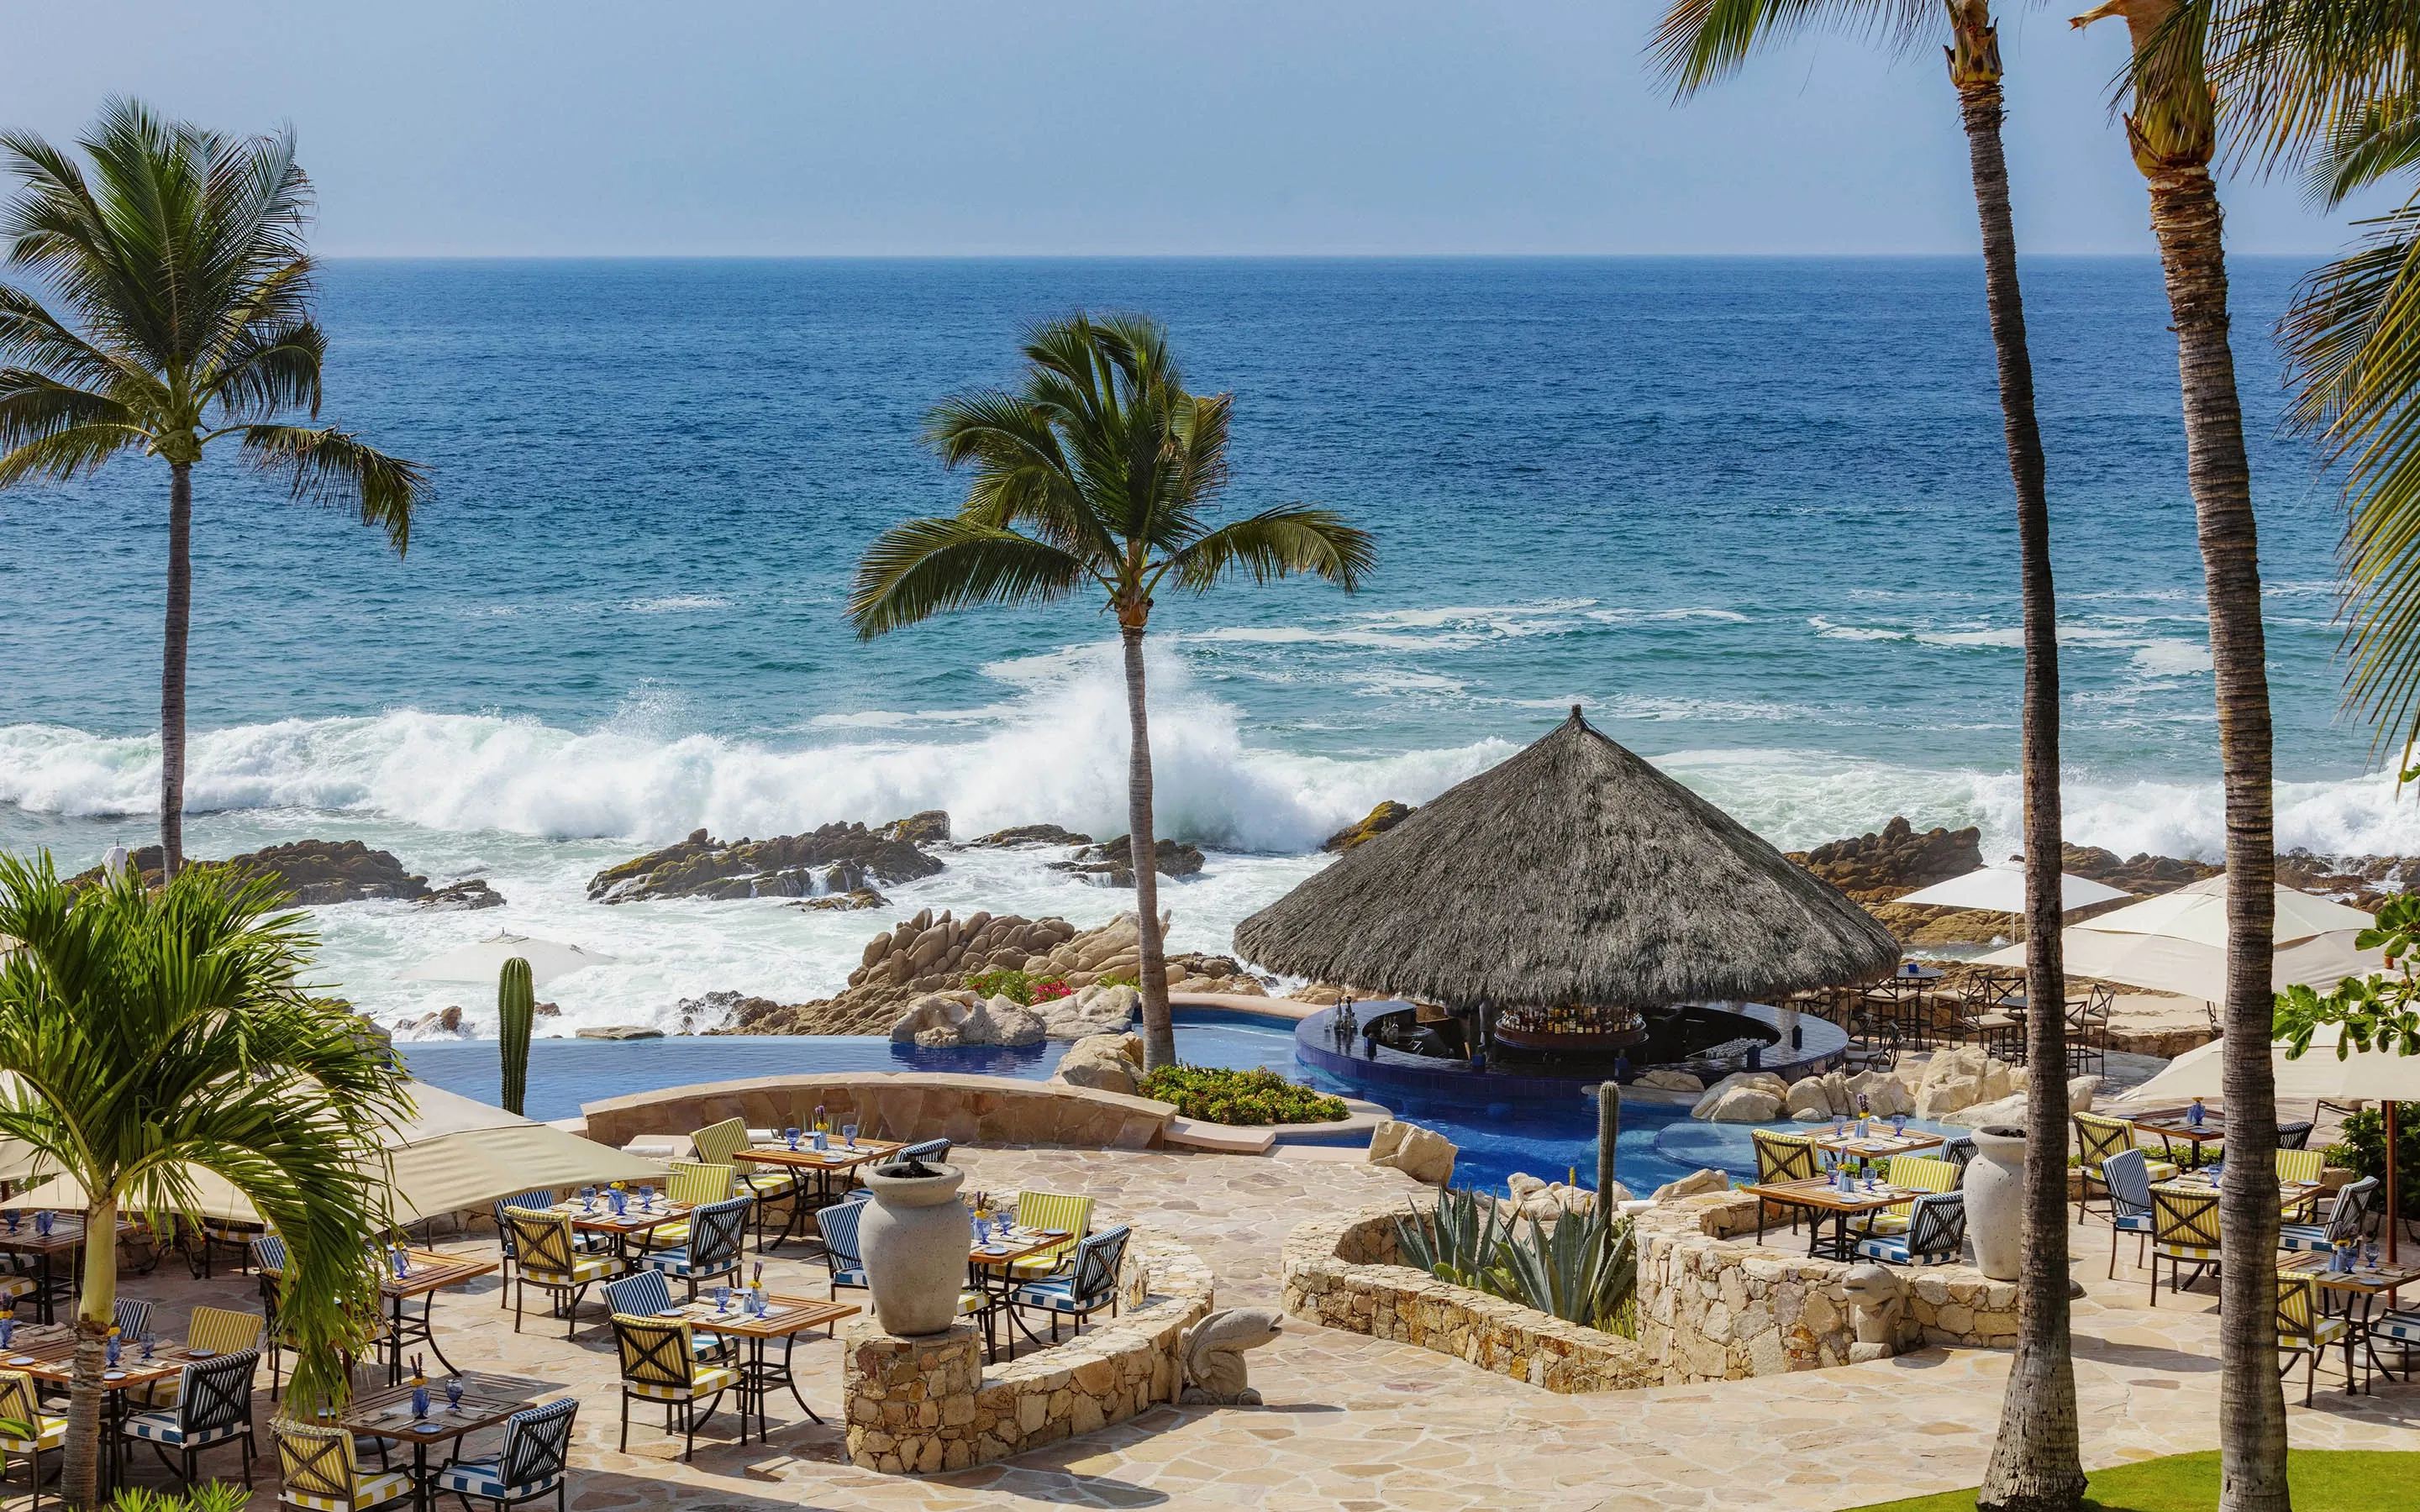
[1234,707,1899,1008]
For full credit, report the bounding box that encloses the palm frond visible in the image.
[1650,0,1939,94]
[0,369,139,456]
[0,286,139,397]
[0,421,145,487]
[849,517,1091,638]
[2211,0,2420,171]
[239,423,425,553]
[204,318,324,421]
[1163,505,1377,593]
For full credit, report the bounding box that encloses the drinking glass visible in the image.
[842,1122,859,1149]
[785,1126,801,1151]
[445,1376,464,1411]
[713,1284,730,1313]
[139,1331,155,1362]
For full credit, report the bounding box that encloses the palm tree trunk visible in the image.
[1121,622,1176,1069]
[2144,161,2287,1512]
[160,461,192,879]
[63,1193,117,1508]
[1955,16,2085,1505]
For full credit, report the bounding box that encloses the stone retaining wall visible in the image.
[844,1231,1215,1473]
[1282,1191,2020,1395]
[580,1072,1177,1152]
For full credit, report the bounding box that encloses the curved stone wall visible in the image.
[579,1071,1177,1152]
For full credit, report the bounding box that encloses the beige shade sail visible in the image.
[1975,927,2386,1005]
[1895,866,2133,912]
[2075,874,2373,949]
[401,932,617,990]
[4,1081,667,1226]
[2115,1023,2420,1105]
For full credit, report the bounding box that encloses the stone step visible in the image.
[1163,1117,1277,1155]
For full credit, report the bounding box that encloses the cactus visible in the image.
[497,956,534,1116]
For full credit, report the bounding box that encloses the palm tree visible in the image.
[850,312,1375,1069]
[0,853,408,1504]
[2069,5,2288,1507]
[1651,8,2081,1505]
[0,98,426,878]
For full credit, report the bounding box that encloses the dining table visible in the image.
[0,1217,139,1324]
[2128,1110,2228,1169]
[341,1371,542,1512]
[539,1195,694,1266]
[1737,1176,1927,1262]
[376,1248,500,1385]
[2280,1252,2420,1395]
[965,1227,1076,1358]
[644,1292,858,1441]
[1,1320,217,1490]
[736,1141,904,1250]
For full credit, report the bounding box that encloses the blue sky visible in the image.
[3,0,2397,256]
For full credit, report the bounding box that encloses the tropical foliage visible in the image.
[963,967,1075,1006]
[849,312,1372,1070]
[2323,1103,2420,1219]
[0,98,426,875]
[1135,1064,1347,1126]
[1395,1184,1638,1336]
[0,853,409,1504]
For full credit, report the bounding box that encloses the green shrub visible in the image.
[2328,1103,2420,1219]
[1137,1064,1347,1125]
[963,968,1073,1006]
[1395,1184,1638,1336]
[1094,970,1139,990]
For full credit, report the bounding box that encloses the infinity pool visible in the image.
[397,1016,1944,1195]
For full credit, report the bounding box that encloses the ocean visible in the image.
[0,255,2400,1037]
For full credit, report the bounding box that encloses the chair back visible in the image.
[2152,1184,2221,1249]
[0,1370,40,1435]
[186,1305,263,1356]
[177,1347,258,1437]
[602,1269,675,1319]
[2275,1147,2325,1187]
[612,1315,697,1391]
[1012,1191,1094,1270]
[2275,1271,2324,1345]
[1874,1155,1958,1226]
[818,1195,866,1271]
[504,1210,579,1278]
[496,1190,557,1257]
[113,1297,152,1341]
[1752,1131,1818,1184]
[690,1117,750,1168]
[667,1162,735,1206]
[687,1196,753,1273]
[250,1234,287,1275]
[2075,1113,2138,1168]
[1907,1193,1967,1259]
[2277,1120,2315,1151]
[2102,1149,2154,1217]
[275,1419,359,1502]
[1069,1225,1131,1303]
[498,1397,578,1488]
[1940,1137,1976,1185]
[899,1138,950,1163]
[2329,1177,2380,1242]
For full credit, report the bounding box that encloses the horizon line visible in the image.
[308,249,2341,262]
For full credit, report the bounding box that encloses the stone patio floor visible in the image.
[85,1146,2420,1512]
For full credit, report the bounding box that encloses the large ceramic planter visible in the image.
[1965,1125,2025,1280]
[860,1160,967,1336]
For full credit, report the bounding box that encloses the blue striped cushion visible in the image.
[1850,1235,1960,1267]
[1012,1280,1113,1314]
[2114,1213,2155,1233]
[2376,1310,2420,1342]
[636,1248,732,1278]
[2277,1224,2334,1252]
[434,1457,560,1499]
[831,1268,866,1288]
[121,1411,244,1446]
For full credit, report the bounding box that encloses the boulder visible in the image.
[1289,984,1348,1006]
[1783,1076,1833,1120]
[587,824,942,903]
[671,990,781,1031]
[77,839,433,904]
[1844,1069,1914,1119]
[1790,816,1983,903]
[1699,1085,1783,1123]
[1051,1032,1146,1097]
[1038,984,1138,1041]
[789,888,888,912]
[534,1000,561,1017]
[414,878,505,911]
[1650,1168,1733,1203]
[1053,835,1206,886]
[576,1025,664,1041]
[889,992,1045,1049]
[2060,843,2221,898]
[1690,1071,1788,1121]
[970,824,1094,848]
[1945,1075,2102,1131]
[881,811,952,846]
[1634,1068,1704,1094]
[1322,801,1416,853]
[1502,1172,1622,1220]
[1367,1121,1457,1185]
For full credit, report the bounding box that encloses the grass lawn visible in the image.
[1842,1452,2420,1511]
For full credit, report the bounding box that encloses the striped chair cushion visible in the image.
[121,1410,246,1446]
[435,1457,560,1499]
[626,1364,738,1402]
[2375,1310,2420,1343]
[284,1469,413,1512]
[2114,1213,2156,1234]
[525,1255,618,1284]
[2283,1314,2349,1348]
[1011,1279,1111,1314]
[832,1268,867,1289]
[0,1277,31,1301]
[636,1247,734,1278]
[2276,1224,2338,1252]
[2154,1242,2222,1262]
[1849,1234,1961,1267]
[0,1413,65,1452]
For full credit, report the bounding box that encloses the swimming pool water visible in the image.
[397,1017,1945,1195]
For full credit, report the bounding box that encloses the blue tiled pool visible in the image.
[398,1014,1948,1196]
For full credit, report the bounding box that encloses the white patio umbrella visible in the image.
[1896,864,2134,914]
[5,1081,666,1226]
[1975,876,2386,1003]
[401,932,617,990]
[2113,1024,2418,1260]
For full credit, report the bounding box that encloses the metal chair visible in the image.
[1007,1193,1095,1280]
[1851,1193,1966,1267]
[136,1305,261,1408]
[274,1417,413,1512]
[609,1315,736,1461]
[1009,1226,1131,1349]
[690,1117,797,1249]
[0,1369,65,1512]
[1940,1136,1976,1187]
[119,1347,260,1487]
[600,1272,732,1362]
[2075,1113,2178,1222]
[814,1196,868,1299]
[2065,982,2114,1078]
[2148,1184,2221,1304]
[435,1396,577,1512]
[2275,1270,2353,1406]
[634,1195,751,1299]
[898,1138,951,1163]
[2102,1149,2157,1278]
[1852,1156,1958,1236]
[502,1210,623,1337]
[1750,1130,1820,1238]
[2281,1176,2377,1253]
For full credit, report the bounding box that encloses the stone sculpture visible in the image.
[1840,1264,1903,1363]
[1178,1307,1283,1404]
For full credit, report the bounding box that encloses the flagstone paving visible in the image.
[94,1146,2420,1512]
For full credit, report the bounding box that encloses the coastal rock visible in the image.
[789,887,888,912]
[415,878,505,912]
[1165,952,1267,996]
[889,992,1045,1049]
[2058,843,2220,898]
[1650,1168,1732,1203]
[970,824,1093,848]
[1791,817,1982,904]
[534,1000,561,1017]
[1052,835,1205,887]
[1689,1071,1787,1121]
[1865,901,2007,948]
[672,990,781,1032]
[1366,1121,1457,1185]
[1700,1085,1783,1123]
[1945,1075,2101,1131]
[1322,801,1416,853]
[576,1025,666,1041]
[1050,1032,1145,1097]
[881,811,952,846]
[1288,984,1349,1006]
[587,824,942,903]
[1634,1068,1704,1094]
[1038,984,1139,1041]
[77,839,433,904]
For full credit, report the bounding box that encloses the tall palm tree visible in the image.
[0,98,426,878]
[2069,5,2287,1507]
[0,853,408,1505]
[1651,8,2081,1504]
[850,312,1375,1069]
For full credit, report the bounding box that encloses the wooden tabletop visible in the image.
[2131,1112,2226,1140]
[1739,1177,1926,1215]
[647,1294,860,1339]
[1808,1130,1944,1159]
[968,1229,1070,1268]
[2281,1252,2420,1295]
[343,1373,537,1444]
[539,1199,693,1236]
[0,1327,210,1389]
[734,1141,903,1172]
[0,1219,134,1254]
[381,1250,500,1299]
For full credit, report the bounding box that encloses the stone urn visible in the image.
[1965,1125,2026,1280]
[859,1158,968,1336]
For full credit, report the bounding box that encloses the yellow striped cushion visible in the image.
[2275,1148,2325,1186]
[284,1469,413,1512]
[0,1415,65,1452]
[628,1364,738,1401]
[524,1255,618,1284]
[1007,1192,1092,1277]
[2154,1242,2221,1261]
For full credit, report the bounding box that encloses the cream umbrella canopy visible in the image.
[1974,876,2386,1002]
[402,932,616,990]
[1896,864,2134,913]
[6,1081,666,1226]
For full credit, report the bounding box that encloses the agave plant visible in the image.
[1494,1204,1639,1334]
[1394,1185,1507,1292]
